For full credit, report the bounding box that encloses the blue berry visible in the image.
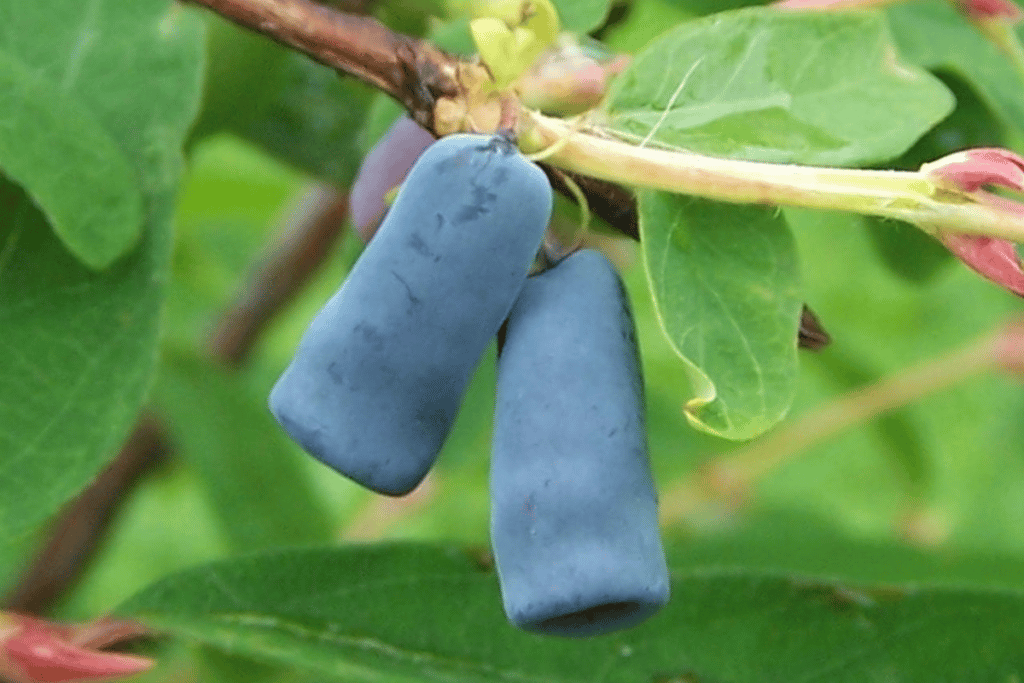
[270,134,552,495]
[490,249,669,637]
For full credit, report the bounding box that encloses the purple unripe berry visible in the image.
[349,117,435,242]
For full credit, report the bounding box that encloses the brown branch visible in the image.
[181,0,461,129]
[3,186,352,615]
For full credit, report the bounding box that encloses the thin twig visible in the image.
[659,320,1018,525]
[209,185,350,365]
[180,0,462,129]
[2,416,169,614]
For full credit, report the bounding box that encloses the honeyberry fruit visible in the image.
[490,249,669,637]
[270,134,553,495]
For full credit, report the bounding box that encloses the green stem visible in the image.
[530,114,1024,243]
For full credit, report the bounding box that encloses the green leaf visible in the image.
[198,647,290,683]
[153,352,335,552]
[639,193,802,439]
[552,0,612,34]
[602,0,695,53]
[605,8,954,166]
[0,0,205,545]
[887,0,1024,139]
[0,52,143,269]
[118,543,1024,681]
[670,508,1024,590]
[665,0,774,15]
[193,19,375,186]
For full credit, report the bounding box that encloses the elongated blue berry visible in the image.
[270,134,552,495]
[490,249,669,637]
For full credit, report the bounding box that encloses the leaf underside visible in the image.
[639,193,802,440]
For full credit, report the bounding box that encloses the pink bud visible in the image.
[923,148,1024,193]
[953,0,1022,21]
[0,613,153,683]
[938,233,1024,297]
[519,53,614,116]
[920,148,1024,297]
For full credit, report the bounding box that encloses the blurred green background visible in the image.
[7,0,1024,678]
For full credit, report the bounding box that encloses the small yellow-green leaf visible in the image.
[521,0,560,47]
[471,17,522,86]
[470,0,560,88]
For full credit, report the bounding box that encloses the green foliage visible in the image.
[153,352,335,553]
[606,8,953,165]
[639,194,802,439]
[5,0,1024,680]
[672,508,1024,589]
[552,0,613,33]
[887,0,1024,139]
[193,18,376,185]
[118,543,1024,682]
[0,53,142,269]
[0,0,205,542]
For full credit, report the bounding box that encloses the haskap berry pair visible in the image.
[269,126,669,637]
